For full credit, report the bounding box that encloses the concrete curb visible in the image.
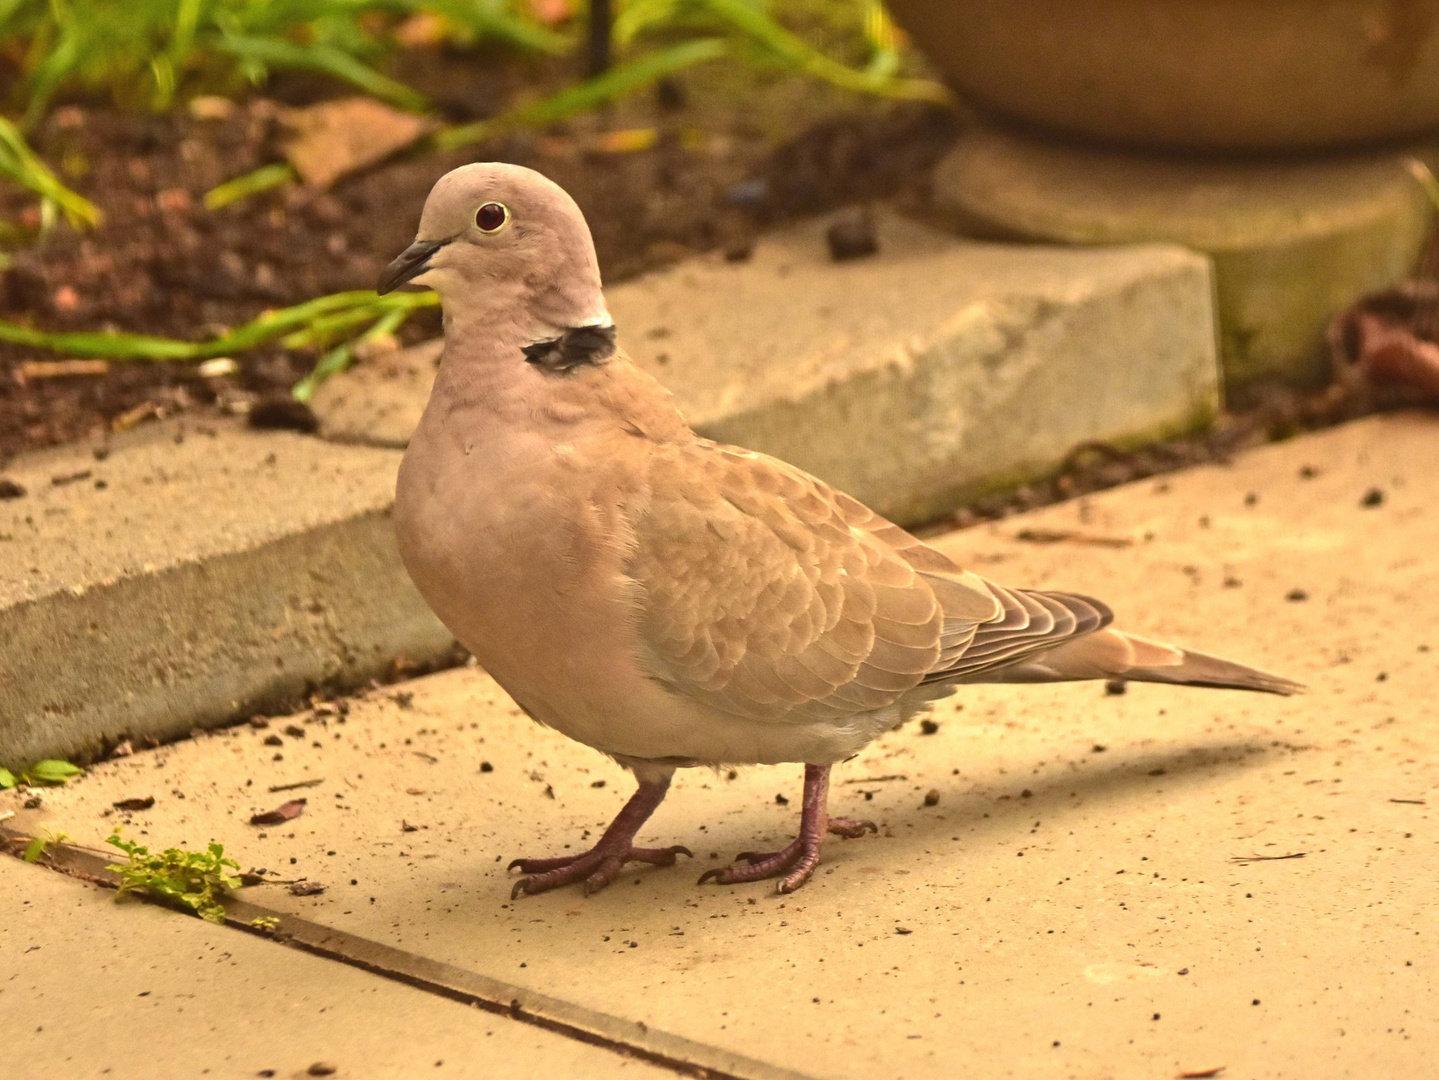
[0,422,453,765]
[3,209,1221,763]
[316,210,1221,524]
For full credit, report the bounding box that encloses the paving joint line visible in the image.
[1,824,818,1080]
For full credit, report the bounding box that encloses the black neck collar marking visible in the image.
[522,324,617,374]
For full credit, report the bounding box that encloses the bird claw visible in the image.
[827,816,877,839]
[509,843,692,899]
[700,814,875,892]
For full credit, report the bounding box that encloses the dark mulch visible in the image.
[0,53,959,462]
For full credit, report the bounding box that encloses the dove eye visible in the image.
[475,202,509,233]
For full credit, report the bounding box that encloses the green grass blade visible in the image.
[1405,158,1439,214]
[203,162,296,210]
[0,290,437,371]
[0,115,100,227]
[291,301,416,402]
[436,36,728,150]
[215,32,428,111]
[699,0,951,103]
[417,0,569,54]
[0,320,205,359]
[279,302,388,349]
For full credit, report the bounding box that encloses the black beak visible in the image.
[376,239,448,295]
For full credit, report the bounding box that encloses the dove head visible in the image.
[378,163,609,337]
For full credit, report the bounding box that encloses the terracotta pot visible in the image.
[886,0,1439,151]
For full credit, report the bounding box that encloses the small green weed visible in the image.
[0,288,438,398]
[21,830,68,863]
[0,759,83,789]
[106,831,241,924]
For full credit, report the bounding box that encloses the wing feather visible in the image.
[628,439,1108,724]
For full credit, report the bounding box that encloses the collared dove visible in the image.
[378,163,1300,897]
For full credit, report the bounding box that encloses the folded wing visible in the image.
[630,441,1121,722]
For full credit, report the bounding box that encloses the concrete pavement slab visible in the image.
[15,412,1438,1079]
[0,855,669,1080]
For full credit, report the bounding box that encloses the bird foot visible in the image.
[698,816,875,893]
[509,842,692,899]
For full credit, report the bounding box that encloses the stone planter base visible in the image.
[932,124,1435,391]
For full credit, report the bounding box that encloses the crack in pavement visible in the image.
[1,822,817,1080]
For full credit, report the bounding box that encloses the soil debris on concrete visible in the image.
[1230,852,1306,863]
[250,798,307,826]
[269,778,325,793]
[825,206,878,261]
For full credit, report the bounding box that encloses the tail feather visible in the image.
[1122,646,1304,695]
[960,627,1304,695]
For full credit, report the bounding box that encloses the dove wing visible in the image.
[629,441,1012,723]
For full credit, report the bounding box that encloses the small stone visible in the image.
[189,95,236,121]
[919,719,940,735]
[263,734,283,746]
[826,208,879,262]
[923,789,940,807]
[1286,588,1309,602]
[248,395,318,434]
[1360,487,1385,507]
[307,1064,338,1077]
[0,479,25,499]
[1105,678,1127,695]
[479,761,494,773]
[775,793,789,805]
[723,240,754,263]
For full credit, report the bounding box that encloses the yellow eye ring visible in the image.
[475,202,509,233]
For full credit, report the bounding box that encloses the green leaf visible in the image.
[28,759,82,784]
[22,836,46,863]
[0,767,16,790]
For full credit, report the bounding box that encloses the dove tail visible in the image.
[982,628,1304,695]
[1120,646,1304,695]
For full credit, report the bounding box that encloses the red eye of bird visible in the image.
[475,202,508,232]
